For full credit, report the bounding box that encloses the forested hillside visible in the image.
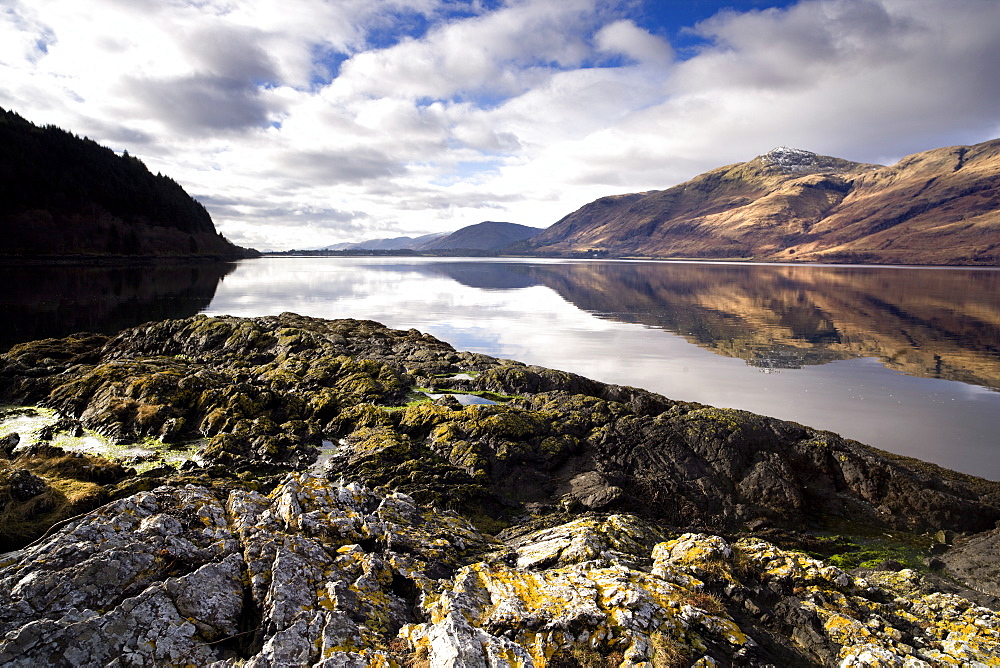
[0,108,254,258]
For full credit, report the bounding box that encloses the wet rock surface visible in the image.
[3,313,998,535]
[941,528,1000,601]
[1,313,999,665]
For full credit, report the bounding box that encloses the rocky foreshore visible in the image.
[1,313,999,666]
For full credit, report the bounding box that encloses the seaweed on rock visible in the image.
[1,313,1000,665]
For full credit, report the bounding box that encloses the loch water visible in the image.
[4,256,999,479]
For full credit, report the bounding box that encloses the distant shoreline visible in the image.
[0,253,252,265]
[257,249,1000,268]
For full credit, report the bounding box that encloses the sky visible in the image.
[2,0,999,251]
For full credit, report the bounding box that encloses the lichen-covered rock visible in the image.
[0,474,494,667]
[3,314,1000,665]
[1,474,996,667]
[0,485,241,666]
[501,514,666,571]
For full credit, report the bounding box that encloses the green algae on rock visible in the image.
[3,313,1000,536]
[2,313,1000,664]
[0,404,205,473]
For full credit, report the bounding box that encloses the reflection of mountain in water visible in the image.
[422,261,1000,390]
[1,262,236,351]
[393,261,539,290]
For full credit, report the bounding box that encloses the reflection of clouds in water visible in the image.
[200,258,1000,479]
[205,259,605,353]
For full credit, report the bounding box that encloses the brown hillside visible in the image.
[529,140,1000,265]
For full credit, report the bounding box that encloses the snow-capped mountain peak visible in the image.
[760,147,821,172]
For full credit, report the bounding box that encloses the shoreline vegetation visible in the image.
[1,313,999,665]
[0,255,251,266]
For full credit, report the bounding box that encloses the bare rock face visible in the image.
[0,432,18,457]
[1,474,998,667]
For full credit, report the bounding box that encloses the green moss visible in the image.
[306,388,342,422]
[447,440,489,474]
[404,397,432,407]
[539,435,579,459]
[0,405,58,441]
[329,403,398,433]
[459,506,510,535]
[1,405,203,473]
[350,427,416,459]
[805,520,934,572]
[685,407,743,430]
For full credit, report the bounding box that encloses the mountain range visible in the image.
[323,232,449,251]
[525,140,1000,265]
[6,102,999,266]
[325,221,543,252]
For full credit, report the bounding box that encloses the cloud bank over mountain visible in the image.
[2,0,999,250]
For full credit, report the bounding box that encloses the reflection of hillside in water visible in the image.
[425,261,1000,390]
[1,262,237,351]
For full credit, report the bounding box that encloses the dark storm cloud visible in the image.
[194,194,250,219]
[92,121,154,146]
[258,207,373,229]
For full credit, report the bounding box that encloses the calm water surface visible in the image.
[4,256,999,479]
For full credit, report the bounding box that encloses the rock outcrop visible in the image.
[3,313,997,538]
[0,474,998,666]
[2,313,1000,665]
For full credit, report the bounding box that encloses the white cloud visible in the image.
[1,0,999,250]
[326,0,601,103]
[595,19,673,64]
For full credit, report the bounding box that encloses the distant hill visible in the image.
[0,108,255,259]
[328,221,544,253]
[527,140,1000,265]
[324,232,449,251]
[421,221,543,251]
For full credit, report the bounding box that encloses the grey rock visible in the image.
[0,432,18,457]
[941,528,1000,598]
[6,468,48,501]
[567,470,623,510]
[1,474,999,665]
